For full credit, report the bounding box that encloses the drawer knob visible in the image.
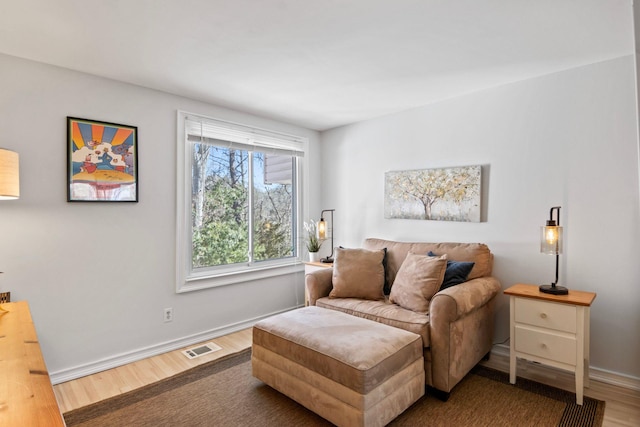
[541,343,547,349]
[540,312,548,319]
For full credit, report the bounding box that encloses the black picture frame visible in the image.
[67,117,138,202]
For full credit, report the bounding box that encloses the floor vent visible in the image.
[182,342,223,359]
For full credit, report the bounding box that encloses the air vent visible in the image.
[182,342,222,359]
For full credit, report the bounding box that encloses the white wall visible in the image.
[0,54,320,381]
[320,56,640,380]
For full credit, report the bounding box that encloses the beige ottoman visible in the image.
[252,306,424,427]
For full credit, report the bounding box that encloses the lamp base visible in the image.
[539,284,568,295]
[321,257,333,264]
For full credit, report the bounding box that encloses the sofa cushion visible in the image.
[389,253,448,313]
[428,251,475,291]
[316,297,431,347]
[341,245,391,295]
[330,247,385,300]
[441,260,475,290]
[363,238,493,288]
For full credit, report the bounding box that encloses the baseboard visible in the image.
[50,305,303,385]
[488,343,640,392]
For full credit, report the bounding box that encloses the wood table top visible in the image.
[504,283,596,306]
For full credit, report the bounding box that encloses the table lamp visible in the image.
[539,206,568,295]
[317,209,335,263]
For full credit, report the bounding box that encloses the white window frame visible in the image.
[176,111,308,293]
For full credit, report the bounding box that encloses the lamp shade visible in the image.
[540,223,562,255]
[317,219,326,240]
[0,149,19,200]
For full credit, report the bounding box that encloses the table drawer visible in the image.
[514,326,576,365]
[515,298,576,333]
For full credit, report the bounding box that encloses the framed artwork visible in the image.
[67,117,138,202]
[385,165,481,222]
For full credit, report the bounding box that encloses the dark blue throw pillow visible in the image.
[428,251,475,291]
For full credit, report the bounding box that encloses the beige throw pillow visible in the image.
[329,247,386,300]
[389,253,447,313]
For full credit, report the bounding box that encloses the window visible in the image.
[176,112,307,292]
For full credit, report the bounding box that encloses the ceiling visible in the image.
[0,0,634,131]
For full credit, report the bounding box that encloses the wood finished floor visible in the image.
[53,328,253,414]
[54,329,640,426]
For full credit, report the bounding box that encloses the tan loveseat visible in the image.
[305,238,501,400]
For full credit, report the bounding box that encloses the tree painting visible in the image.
[384,165,481,222]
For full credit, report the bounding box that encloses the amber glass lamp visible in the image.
[317,209,335,263]
[540,206,568,295]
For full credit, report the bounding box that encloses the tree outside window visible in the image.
[191,145,295,269]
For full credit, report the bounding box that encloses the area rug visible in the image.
[64,349,605,427]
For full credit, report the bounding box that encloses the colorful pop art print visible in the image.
[384,165,481,222]
[67,117,138,202]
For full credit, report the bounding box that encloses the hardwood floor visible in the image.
[53,328,253,413]
[54,329,640,426]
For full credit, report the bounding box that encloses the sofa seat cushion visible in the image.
[316,297,430,347]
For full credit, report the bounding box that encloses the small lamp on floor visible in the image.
[317,209,335,263]
[539,206,568,295]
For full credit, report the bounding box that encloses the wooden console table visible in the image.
[0,301,65,426]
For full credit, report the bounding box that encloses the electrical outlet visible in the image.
[164,307,173,323]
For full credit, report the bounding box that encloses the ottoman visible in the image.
[252,306,424,427]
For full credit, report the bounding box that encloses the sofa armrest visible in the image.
[428,276,501,393]
[305,268,333,306]
[430,276,501,323]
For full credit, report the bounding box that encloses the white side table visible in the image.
[504,283,596,405]
[303,261,332,306]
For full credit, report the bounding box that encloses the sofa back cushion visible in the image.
[362,238,493,288]
[389,253,448,313]
[329,247,386,300]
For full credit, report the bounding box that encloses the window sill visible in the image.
[177,261,304,293]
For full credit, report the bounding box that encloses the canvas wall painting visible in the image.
[385,165,481,222]
[67,117,138,202]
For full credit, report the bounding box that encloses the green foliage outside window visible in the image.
[191,144,295,269]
